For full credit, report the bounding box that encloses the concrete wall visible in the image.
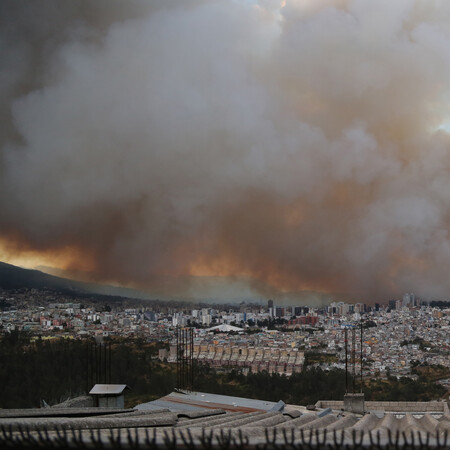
[316,400,446,413]
[344,393,365,414]
[98,395,125,409]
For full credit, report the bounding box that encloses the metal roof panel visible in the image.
[89,384,129,395]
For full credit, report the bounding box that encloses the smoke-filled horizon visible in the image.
[2,0,450,304]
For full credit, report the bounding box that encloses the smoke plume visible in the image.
[2,0,450,303]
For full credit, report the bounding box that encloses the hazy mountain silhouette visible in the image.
[0,261,152,299]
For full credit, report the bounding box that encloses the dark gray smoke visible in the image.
[2,0,450,303]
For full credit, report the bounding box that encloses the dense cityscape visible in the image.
[1,288,448,387]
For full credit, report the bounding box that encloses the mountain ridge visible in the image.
[0,261,152,300]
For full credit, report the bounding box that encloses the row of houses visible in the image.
[160,344,305,376]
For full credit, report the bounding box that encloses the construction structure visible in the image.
[343,322,365,414]
[176,327,194,391]
[86,341,112,391]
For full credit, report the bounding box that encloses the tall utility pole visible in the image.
[176,327,194,391]
[360,321,363,393]
[343,322,365,415]
[344,327,348,393]
[343,324,364,394]
[352,327,356,393]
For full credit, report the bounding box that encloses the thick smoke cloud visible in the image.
[2,0,450,303]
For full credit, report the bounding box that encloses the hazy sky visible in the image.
[2,0,450,303]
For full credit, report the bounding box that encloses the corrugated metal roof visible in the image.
[1,408,449,448]
[141,399,209,412]
[135,391,282,413]
[89,384,129,395]
[1,393,449,448]
[0,408,133,419]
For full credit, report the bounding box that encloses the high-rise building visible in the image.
[402,293,415,307]
[403,293,410,307]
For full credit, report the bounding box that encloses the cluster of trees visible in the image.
[303,351,338,366]
[0,331,174,408]
[363,375,446,402]
[0,331,446,409]
[195,366,346,406]
[195,366,446,405]
[400,337,434,351]
[0,331,88,408]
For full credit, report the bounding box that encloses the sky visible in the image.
[2,0,450,304]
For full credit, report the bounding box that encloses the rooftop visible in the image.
[89,384,129,395]
[135,390,287,413]
[0,391,448,448]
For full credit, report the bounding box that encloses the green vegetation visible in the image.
[362,375,446,402]
[304,351,338,366]
[195,366,346,406]
[411,363,450,382]
[0,332,87,408]
[400,337,435,351]
[0,331,175,408]
[194,367,446,405]
[0,331,446,408]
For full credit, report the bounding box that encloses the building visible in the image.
[89,384,129,408]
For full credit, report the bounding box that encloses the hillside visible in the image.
[0,261,151,300]
[0,261,89,293]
